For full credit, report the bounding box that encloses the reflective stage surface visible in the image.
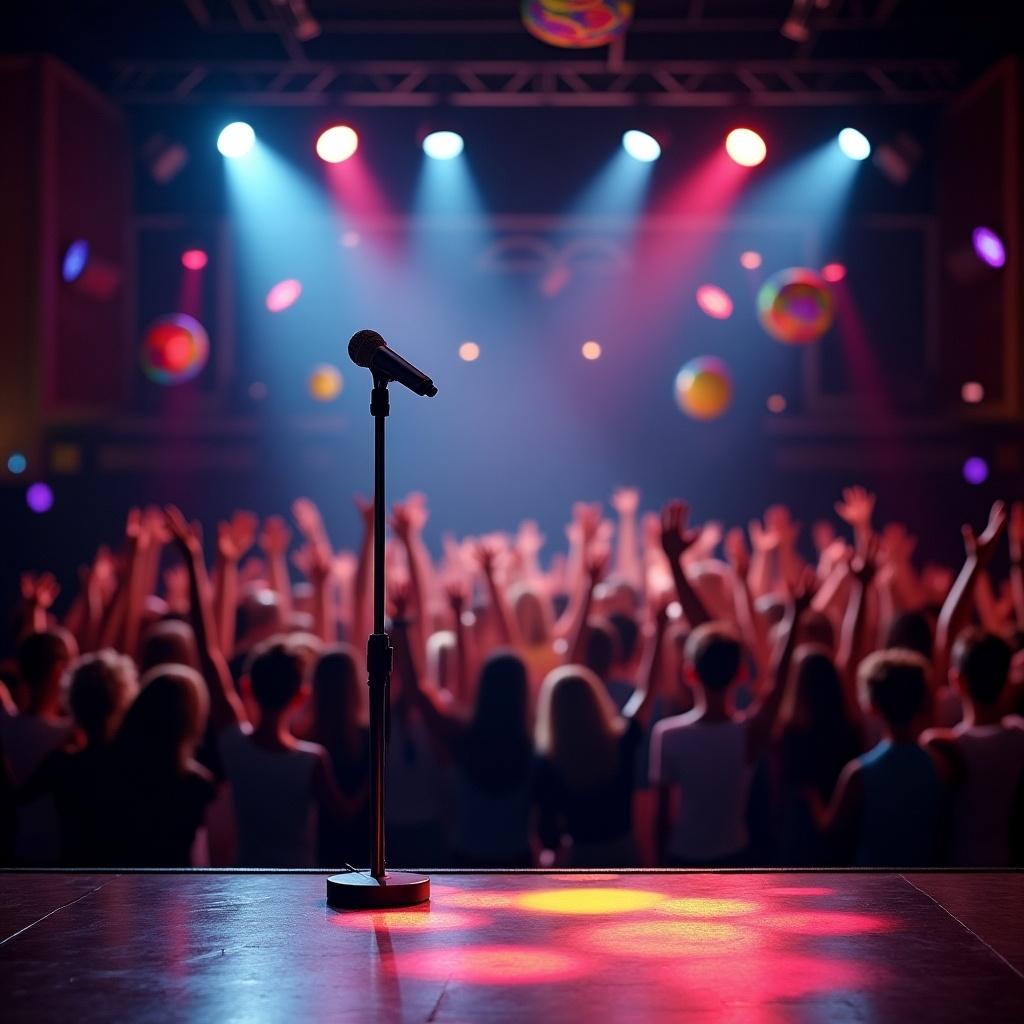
[1,871,1022,1022]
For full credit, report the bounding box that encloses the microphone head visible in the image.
[348,329,385,368]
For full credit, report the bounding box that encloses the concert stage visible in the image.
[1,871,1021,1021]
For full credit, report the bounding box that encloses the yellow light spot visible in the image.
[517,887,664,916]
[655,897,760,918]
[459,341,480,362]
[581,340,602,360]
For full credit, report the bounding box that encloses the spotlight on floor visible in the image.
[622,130,661,163]
[316,125,359,164]
[838,128,871,161]
[423,131,465,160]
[217,122,255,159]
[725,128,766,167]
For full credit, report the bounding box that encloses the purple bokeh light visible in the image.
[26,482,54,513]
[962,457,989,486]
[971,227,1006,269]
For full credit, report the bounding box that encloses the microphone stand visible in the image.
[327,372,430,909]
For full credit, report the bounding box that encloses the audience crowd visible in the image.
[2,487,1023,868]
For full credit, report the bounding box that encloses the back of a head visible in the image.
[685,623,743,693]
[536,665,622,789]
[119,664,208,771]
[236,588,285,641]
[858,648,930,729]
[140,620,198,674]
[607,612,640,666]
[509,585,550,647]
[312,644,362,726]
[583,617,619,680]
[885,612,934,661]
[475,651,529,737]
[247,639,306,712]
[791,645,846,729]
[952,629,1012,706]
[16,629,73,700]
[798,610,836,652]
[69,650,139,744]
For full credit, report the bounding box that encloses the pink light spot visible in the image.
[265,278,302,313]
[181,249,208,271]
[696,284,734,320]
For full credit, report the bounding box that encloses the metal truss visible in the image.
[110,57,958,107]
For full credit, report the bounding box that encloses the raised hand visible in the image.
[850,534,881,585]
[390,500,415,543]
[354,493,374,530]
[789,566,819,615]
[660,500,700,564]
[473,537,501,576]
[403,492,430,534]
[572,501,604,547]
[963,500,1008,568]
[724,527,751,578]
[164,505,202,557]
[748,518,780,554]
[20,571,60,610]
[444,576,468,614]
[292,497,325,541]
[811,520,836,556]
[880,522,917,566]
[584,544,610,584]
[1009,501,1024,563]
[764,505,801,549]
[516,519,545,557]
[331,550,357,584]
[611,487,640,516]
[388,579,412,620]
[258,515,292,556]
[835,486,876,531]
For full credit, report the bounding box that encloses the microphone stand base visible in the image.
[327,870,430,911]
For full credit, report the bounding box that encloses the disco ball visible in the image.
[674,356,733,421]
[141,314,210,385]
[757,268,834,345]
[521,1,633,49]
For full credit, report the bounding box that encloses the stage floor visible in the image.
[1,870,1022,1021]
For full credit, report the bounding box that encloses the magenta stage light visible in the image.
[695,284,734,320]
[740,251,763,270]
[725,128,767,167]
[181,249,208,271]
[962,457,989,485]
[960,381,984,404]
[26,482,54,514]
[821,262,846,283]
[265,279,302,313]
[971,227,1006,269]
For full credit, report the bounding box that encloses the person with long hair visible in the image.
[533,598,668,867]
[774,646,863,865]
[109,664,215,866]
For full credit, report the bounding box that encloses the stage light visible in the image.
[972,227,1006,269]
[181,249,208,271]
[7,453,27,474]
[622,130,661,163]
[423,131,464,160]
[963,456,989,485]
[458,341,480,362]
[767,394,787,413]
[217,121,255,159]
[695,284,734,320]
[61,240,89,283]
[316,125,359,164]
[518,888,664,916]
[961,381,984,404]
[26,482,54,514]
[838,128,871,161]
[725,128,766,167]
[821,262,846,283]
[141,314,210,385]
[740,251,762,270]
[581,340,602,360]
[265,279,302,313]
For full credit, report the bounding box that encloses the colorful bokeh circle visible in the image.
[308,364,343,402]
[141,314,210,385]
[521,1,633,49]
[675,356,733,421]
[757,267,834,344]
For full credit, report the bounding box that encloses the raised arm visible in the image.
[659,501,710,629]
[258,515,293,622]
[164,506,246,731]
[724,527,769,680]
[1008,502,1024,634]
[622,595,670,727]
[352,494,375,652]
[746,571,816,754]
[611,487,642,588]
[444,578,472,706]
[567,546,609,665]
[18,572,60,638]
[837,535,879,713]
[835,486,876,554]
[475,539,519,647]
[215,510,257,657]
[292,498,335,644]
[936,501,1007,683]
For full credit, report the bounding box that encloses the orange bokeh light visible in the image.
[759,910,892,935]
[574,919,758,958]
[517,887,664,916]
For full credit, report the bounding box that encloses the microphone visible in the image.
[348,330,438,397]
